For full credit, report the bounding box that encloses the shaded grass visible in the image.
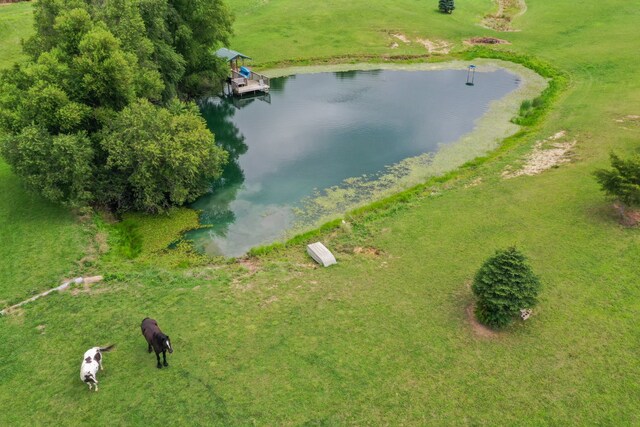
[0,160,89,306]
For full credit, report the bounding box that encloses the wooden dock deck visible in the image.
[229,69,270,96]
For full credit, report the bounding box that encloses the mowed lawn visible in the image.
[1,0,640,425]
[0,1,32,69]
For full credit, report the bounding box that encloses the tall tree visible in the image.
[0,0,233,212]
[98,99,228,212]
[167,0,234,96]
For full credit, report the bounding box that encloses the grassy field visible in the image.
[0,2,32,68]
[0,160,90,306]
[1,0,639,425]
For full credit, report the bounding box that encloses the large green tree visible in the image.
[98,99,228,212]
[0,0,233,212]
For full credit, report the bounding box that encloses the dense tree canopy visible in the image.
[98,100,228,212]
[0,0,234,212]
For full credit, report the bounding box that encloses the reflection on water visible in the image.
[188,69,520,256]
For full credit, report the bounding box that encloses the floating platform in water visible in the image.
[307,242,337,267]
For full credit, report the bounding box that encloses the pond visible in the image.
[188,67,522,257]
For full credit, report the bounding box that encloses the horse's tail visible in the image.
[99,344,115,352]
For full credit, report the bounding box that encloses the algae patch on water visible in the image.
[287,60,548,232]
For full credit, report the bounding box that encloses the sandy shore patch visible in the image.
[503,131,576,178]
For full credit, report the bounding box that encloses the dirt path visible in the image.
[1,276,103,315]
[482,0,527,32]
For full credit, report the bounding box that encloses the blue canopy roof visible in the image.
[215,48,251,62]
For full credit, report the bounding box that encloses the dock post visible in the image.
[466,64,476,86]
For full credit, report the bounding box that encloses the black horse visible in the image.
[141,318,173,369]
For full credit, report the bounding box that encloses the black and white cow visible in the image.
[80,345,115,391]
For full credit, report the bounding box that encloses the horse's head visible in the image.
[157,333,173,354]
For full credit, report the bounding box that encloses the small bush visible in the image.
[593,152,640,207]
[520,99,533,112]
[532,96,543,108]
[438,0,455,14]
[472,247,541,328]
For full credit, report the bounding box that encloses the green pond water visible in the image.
[188,68,521,256]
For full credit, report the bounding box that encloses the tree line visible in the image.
[0,0,234,213]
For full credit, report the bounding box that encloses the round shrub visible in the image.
[472,247,541,328]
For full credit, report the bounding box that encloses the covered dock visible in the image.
[215,48,270,96]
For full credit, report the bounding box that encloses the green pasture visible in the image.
[1,0,640,424]
[0,1,32,69]
[0,159,89,306]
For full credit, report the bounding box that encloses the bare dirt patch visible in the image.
[391,33,411,44]
[231,279,254,292]
[614,114,640,130]
[69,276,106,296]
[482,0,527,32]
[464,36,510,45]
[466,303,501,338]
[2,306,25,318]
[70,283,108,296]
[237,257,262,274]
[261,295,279,307]
[415,38,451,54]
[613,202,640,227]
[389,33,451,54]
[464,177,483,189]
[353,246,382,256]
[231,258,262,292]
[503,131,576,178]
